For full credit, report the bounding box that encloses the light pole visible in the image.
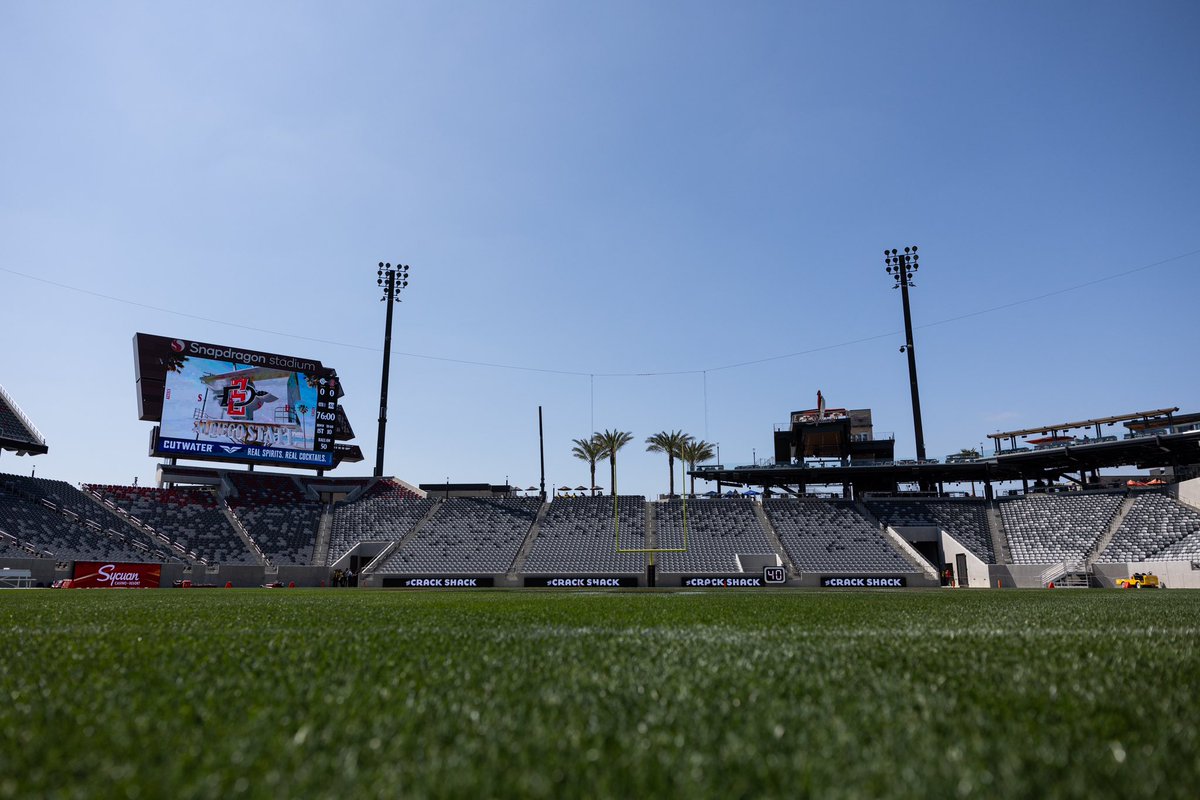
[538,406,546,501]
[375,262,411,478]
[884,246,927,462]
[714,442,721,497]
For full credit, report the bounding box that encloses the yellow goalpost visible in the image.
[614,454,688,567]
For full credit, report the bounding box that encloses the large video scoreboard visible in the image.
[134,334,343,470]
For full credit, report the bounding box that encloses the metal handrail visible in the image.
[1040,560,1085,586]
[0,382,46,445]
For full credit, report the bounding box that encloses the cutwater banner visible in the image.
[155,436,334,467]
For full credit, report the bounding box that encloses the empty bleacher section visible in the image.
[1147,526,1200,562]
[327,480,434,565]
[522,496,645,574]
[227,474,323,565]
[0,474,171,562]
[0,530,34,557]
[656,499,776,574]
[13,461,1200,583]
[0,383,48,454]
[865,499,995,562]
[0,493,68,559]
[766,499,912,573]
[0,404,30,442]
[378,497,540,574]
[88,484,249,565]
[999,492,1124,564]
[1097,493,1200,563]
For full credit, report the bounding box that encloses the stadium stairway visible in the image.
[645,501,657,552]
[1040,560,1091,589]
[1084,493,1136,567]
[986,504,1012,564]
[360,499,444,578]
[311,505,335,566]
[220,501,268,566]
[752,501,798,577]
[854,502,940,580]
[505,501,550,577]
[851,500,884,530]
[853,501,938,578]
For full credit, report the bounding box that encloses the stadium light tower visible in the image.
[375,262,411,478]
[884,246,927,462]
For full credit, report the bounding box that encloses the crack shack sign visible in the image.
[71,562,162,588]
[820,576,907,588]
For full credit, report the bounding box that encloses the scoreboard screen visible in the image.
[135,334,340,469]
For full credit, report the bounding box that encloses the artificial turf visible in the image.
[0,589,1197,799]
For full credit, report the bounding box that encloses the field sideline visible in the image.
[1,589,1198,799]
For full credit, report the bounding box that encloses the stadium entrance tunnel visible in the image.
[889,525,981,587]
[910,539,941,571]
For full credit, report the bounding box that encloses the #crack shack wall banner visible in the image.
[380,576,495,588]
[820,576,908,587]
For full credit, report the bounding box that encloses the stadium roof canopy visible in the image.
[0,383,48,457]
[986,407,1181,441]
[692,430,1200,494]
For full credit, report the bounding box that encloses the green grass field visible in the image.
[1,589,1198,799]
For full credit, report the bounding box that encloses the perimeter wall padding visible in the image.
[274,566,333,587]
[988,564,1050,588]
[0,557,57,587]
[161,563,190,586]
[195,564,270,587]
[1092,562,1200,589]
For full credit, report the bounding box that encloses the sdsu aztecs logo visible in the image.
[170,339,185,353]
[220,376,269,418]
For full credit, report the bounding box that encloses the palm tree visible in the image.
[571,437,606,497]
[593,429,634,496]
[645,430,694,497]
[679,438,717,497]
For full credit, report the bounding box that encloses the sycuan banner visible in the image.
[71,562,162,588]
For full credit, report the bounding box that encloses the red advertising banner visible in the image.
[71,562,162,588]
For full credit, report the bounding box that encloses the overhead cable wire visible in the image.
[1,245,1197,378]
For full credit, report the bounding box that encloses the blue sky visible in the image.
[1,1,1197,496]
